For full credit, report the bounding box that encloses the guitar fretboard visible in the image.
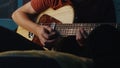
[51,23,117,37]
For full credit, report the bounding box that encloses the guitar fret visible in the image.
[54,23,118,37]
[55,23,99,37]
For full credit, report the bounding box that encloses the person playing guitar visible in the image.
[11,0,120,67]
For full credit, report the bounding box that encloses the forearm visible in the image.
[12,10,38,35]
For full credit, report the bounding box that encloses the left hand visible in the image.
[76,27,88,46]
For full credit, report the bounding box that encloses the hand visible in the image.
[76,27,88,46]
[35,25,57,46]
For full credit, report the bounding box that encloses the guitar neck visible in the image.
[53,23,118,37]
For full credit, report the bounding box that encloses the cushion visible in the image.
[0,50,93,68]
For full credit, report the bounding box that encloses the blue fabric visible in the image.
[113,0,120,23]
[0,19,17,31]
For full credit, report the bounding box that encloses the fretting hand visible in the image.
[76,27,88,46]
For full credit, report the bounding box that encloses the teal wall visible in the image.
[0,19,17,31]
[114,0,120,23]
[0,0,23,31]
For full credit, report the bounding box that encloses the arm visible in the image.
[12,2,53,46]
[12,2,38,35]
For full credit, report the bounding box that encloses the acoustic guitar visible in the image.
[16,5,118,46]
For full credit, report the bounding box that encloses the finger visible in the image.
[44,26,53,33]
[46,39,56,43]
[80,28,88,39]
[76,28,87,46]
[49,31,56,36]
[76,31,85,46]
[49,32,56,38]
[42,33,49,39]
[41,41,45,46]
[39,28,55,45]
[38,35,47,46]
[76,28,83,40]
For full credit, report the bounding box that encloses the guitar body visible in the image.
[16,5,74,45]
[36,5,74,24]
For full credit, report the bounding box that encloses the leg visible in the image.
[0,26,44,52]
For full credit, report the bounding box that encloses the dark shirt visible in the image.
[72,0,116,23]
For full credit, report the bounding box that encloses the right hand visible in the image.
[34,25,57,46]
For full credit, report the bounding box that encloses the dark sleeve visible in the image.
[100,0,116,22]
